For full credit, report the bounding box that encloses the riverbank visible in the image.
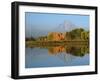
[26,40,89,47]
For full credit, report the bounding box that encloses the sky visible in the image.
[25,12,89,37]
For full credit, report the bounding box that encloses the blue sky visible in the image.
[25,12,89,37]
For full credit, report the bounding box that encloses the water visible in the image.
[25,45,89,68]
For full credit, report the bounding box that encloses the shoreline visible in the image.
[26,40,89,47]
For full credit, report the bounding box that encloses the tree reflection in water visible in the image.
[40,44,88,63]
[48,45,89,57]
[25,43,89,68]
[26,44,89,57]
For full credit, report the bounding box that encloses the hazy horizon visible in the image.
[25,12,89,38]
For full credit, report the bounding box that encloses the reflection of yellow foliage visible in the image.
[48,45,89,57]
[48,46,65,55]
[65,46,72,53]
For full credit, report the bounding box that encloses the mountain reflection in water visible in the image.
[25,44,89,68]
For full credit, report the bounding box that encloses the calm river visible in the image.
[25,45,89,68]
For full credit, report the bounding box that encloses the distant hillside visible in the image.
[26,21,85,38]
[53,21,78,32]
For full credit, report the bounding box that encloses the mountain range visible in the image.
[26,21,81,38]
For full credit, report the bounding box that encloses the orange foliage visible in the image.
[49,32,65,41]
[48,46,65,55]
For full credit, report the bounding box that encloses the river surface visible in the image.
[25,45,89,68]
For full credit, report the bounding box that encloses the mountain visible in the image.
[53,21,78,32]
[26,21,79,38]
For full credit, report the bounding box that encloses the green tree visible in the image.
[81,31,89,40]
[70,28,85,39]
